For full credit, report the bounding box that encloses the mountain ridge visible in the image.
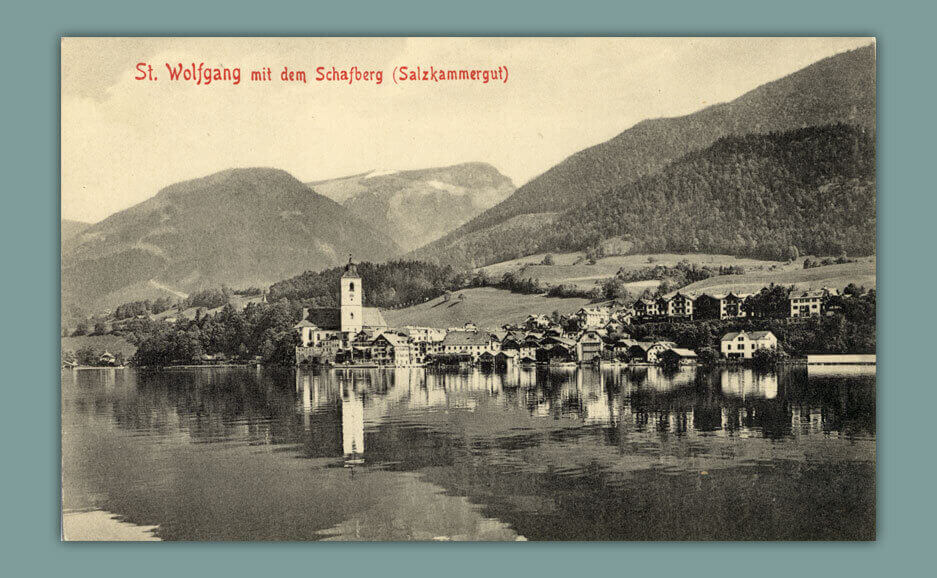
[63,167,401,312]
[308,162,514,251]
[412,44,876,266]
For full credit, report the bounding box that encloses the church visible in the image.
[293,258,388,350]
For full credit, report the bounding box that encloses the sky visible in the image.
[61,37,873,223]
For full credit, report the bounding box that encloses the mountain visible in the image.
[61,219,91,242]
[412,44,876,268]
[62,168,401,312]
[547,124,876,260]
[308,163,514,251]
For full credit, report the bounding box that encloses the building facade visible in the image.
[790,290,826,317]
[720,331,778,359]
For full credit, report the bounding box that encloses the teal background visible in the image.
[2,0,933,575]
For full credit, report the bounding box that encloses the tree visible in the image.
[75,346,100,366]
[541,253,555,266]
[843,283,864,297]
[751,347,789,368]
[72,321,90,337]
[743,285,792,318]
[696,347,719,366]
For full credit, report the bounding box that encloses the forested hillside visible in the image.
[268,260,463,308]
[548,124,876,260]
[418,124,875,267]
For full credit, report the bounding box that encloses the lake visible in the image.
[61,364,875,541]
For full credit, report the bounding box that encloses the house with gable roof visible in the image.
[720,331,778,359]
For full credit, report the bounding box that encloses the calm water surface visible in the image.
[62,365,875,541]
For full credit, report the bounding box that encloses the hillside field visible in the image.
[679,258,876,295]
[382,287,598,330]
[151,294,265,322]
[479,252,789,291]
[62,335,137,358]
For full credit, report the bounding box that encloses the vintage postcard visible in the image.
[61,37,876,541]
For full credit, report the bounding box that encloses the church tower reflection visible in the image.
[341,382,365,464]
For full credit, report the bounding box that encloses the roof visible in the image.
[627,341,674,352]
[293,318,319,329]
[665,348,698,358]
[362,307,387,328]
[721,330,776,341]
[792,290,826,299]
[578,307,609,315]
[577,331,603,343]
[373,333,408,347]
[304,308,341,330]
[723,292,753,300]
[441,331,493,347]
[541,335,576,347]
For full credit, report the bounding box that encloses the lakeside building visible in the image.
[720,331,778,359]
[575,331,605,363]
[660,348,699,366]
[627,341,676,363]
[367,333,413,367]
[439,330,499,361]
[806,353,876,365]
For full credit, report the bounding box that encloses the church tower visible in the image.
[340,256,363,335]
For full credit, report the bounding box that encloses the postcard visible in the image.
[61,37,876,541]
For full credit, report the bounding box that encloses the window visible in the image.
[349,282,355,291]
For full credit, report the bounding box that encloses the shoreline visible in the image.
[62,510,160,541]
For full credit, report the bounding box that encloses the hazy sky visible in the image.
[61,37,872,223]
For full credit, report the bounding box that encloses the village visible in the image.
[291,259,871,369]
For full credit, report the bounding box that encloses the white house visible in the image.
[576,307,611,328]
[720,331,778,359]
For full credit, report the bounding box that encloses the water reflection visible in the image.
[63,365,875,541]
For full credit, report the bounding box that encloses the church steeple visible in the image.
[341,254,360,279]
[340,255,363,334]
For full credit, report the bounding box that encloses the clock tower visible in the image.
[340,256,363,335]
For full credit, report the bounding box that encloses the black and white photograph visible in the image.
[60,37,876,541]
